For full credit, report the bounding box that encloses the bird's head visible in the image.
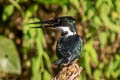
[30,16,76,36]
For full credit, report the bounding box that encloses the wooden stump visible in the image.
[51,60,82,80]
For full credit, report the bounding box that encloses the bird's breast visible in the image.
[56,34,81,52]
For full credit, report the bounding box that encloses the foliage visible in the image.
[23,18,52,80]
[2,4,15,21]
[0,0,120,80]
[0,36,21,74]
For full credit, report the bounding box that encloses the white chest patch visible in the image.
[57,27,76,36]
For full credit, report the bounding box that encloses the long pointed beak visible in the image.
[30,19,59,29]
[30,19,55,24]
[30,25,56,28]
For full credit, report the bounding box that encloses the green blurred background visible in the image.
[0,0,120,80]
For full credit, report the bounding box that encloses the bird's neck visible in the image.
[57,27,76,37]
[61,30,76,37]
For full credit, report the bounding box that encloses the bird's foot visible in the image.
[54,59,63,65]
[54,58,71,66]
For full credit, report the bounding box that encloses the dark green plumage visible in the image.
[55,34,82,65]
[30,16,83,65]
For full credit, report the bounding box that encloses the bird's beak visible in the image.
[30,19,59,29]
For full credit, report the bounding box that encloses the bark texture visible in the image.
[51,60,82,80]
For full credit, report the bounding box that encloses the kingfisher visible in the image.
[30,16,82,65]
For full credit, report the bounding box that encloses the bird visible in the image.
[30,16,83,65]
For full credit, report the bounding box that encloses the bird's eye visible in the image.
[57,19,60,23]
[54,19,60,23]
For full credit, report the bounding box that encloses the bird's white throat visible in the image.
[57,27,76,36]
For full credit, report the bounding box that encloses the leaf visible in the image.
[93,16,102,26]
[85,53,92,77]
[106,0,113,8]
[111,32,116,43]
[0,36,21,74]
[93,69,102,80]
[100,3,120,33]
[2,4,14,21]
[79,73,86,80]
[105,60,114,78]
[66,9,77,16]
[69,0,80,10]
[34,0,68,5]
[38,29,45,46]
[17,0,28,3]
[111,69,120,78]
[43,70,51,80]
[84,40,93,77]
[115,54,120,61]
[84,40,98,65]
[99,32,108,46]
[43,52,52,72]
[105,67,111,78]
[31,58,42,80]
[25,4,38,18]
[89,46,98,65]
[96,0,104,8]
[111,11,119,20]
[87,9,95,20]
[98,62,104,70]
[115,0,120,13]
